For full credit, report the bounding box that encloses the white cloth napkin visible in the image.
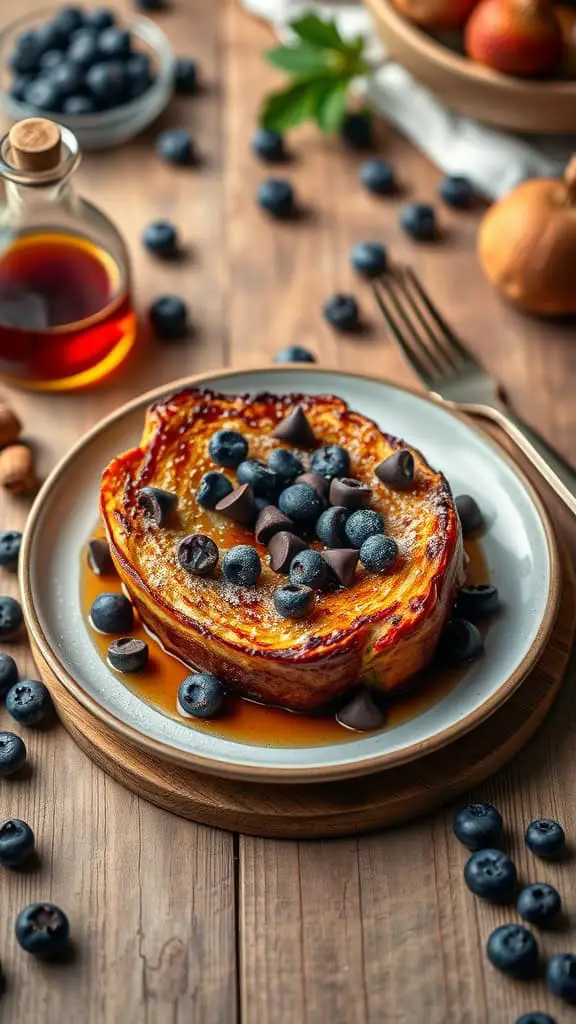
[242,0,576,199]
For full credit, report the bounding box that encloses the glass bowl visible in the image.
[0,6,175,149]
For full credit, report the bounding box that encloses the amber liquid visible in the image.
[81,530,489,747]
[0,231,137,390]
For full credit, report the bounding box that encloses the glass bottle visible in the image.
[0,117,136,391]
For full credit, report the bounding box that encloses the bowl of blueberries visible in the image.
[0,5,175,149]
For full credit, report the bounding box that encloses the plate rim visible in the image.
[20,366,562,783]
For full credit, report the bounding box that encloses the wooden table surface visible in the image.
[1,2,576,1022]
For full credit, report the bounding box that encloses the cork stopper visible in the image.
[8,118,61,172]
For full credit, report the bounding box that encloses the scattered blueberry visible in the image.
[137,486,177,526]
[546,954,576,1004]
[85,62,127,107]
[278,483,323,525]
[177,672,225,719]
[23,78,63,114]
[0,530,22,571]
[142,220,179,258]
[135,0,166,8]
[323,293,359,333]
[237,460,278,499]
[525,819,566,860]
[359,159,396,195]
[208,429,248,469]
[456,494,484,535]
[0,653,18,698]
[455,584,500,620]
[98,26,131,60]
[197,471,233,509]
[84,7,116,30]
[289,549,327,591]
[0,731,26,778]
[90,593,134,634]
[438,619,483,667]
[0,596,23,640]
[486,924,539,979]
[350,241,387,278]
[315,506,350,548]
[67,35,101,72]
[439,175,474,209]
[453,802,503,851]
[273,345,316,364]
[53,7,85,34]
[400,203,437,242]
[108,637,149,673]
[252,129,285,163]
[517,883,561,927]
[222,545,261,587]
[6,681,51,727]
[345,509,385,549]
[274,583,314,620]
[15,903,70,958]
[149,295,188,340]
[125,53,153,98]
[359,534,398,572]
[340,111,373,149]
[267,449,304,485]
[515,1015,557,1024]
[257,179,295,219]
[156,128,196,166]
[0,819,35,867]
[174,57,198,94]
[464,848,517,903]
[310,445,350,480]
[63,95,97,115]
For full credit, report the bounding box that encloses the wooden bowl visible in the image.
[365,0,576,133]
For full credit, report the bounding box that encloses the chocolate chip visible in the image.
[322,548,359,588]
[455,494,484,536]
[108,637,149,673]
[87,538,115,576]
[375,450,415,490]
[272,405,316,447]
[268,531,307,573]
[295,471,329,499]
[177,534,219,576]
[255,506,294,545]
[137,486,178,526]
[215,483,256,525]
[329,477,372,509]
[336,690,385,731]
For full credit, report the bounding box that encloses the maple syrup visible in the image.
[80,529,490,747]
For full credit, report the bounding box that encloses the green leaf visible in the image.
[313,79,349,133]
[260,78,332,132]
[265,43,330,76]
[289,13,346,52]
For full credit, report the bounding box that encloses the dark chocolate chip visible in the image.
[268,531,307,573]
[272,405,316,448]
[137,486,178,526]
[329,477,372,509]
[295,471,329,499]
[87,538,115,576]
[322,548,359,588]
[255,506,294,545]
[336,690,385,731]
[456,494,484,536]
[177,534,219,576]
[375,450,415,490]
[215,484,256,525]
[108,637,149,673]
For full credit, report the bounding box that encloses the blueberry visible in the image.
[9,34,42,74]
[486,924,539,979]
[108,637,149,673]
[359,534,398,572]
[35,21,68,53]
[344,509,385,549]
[125,54,153,99]
[177,672,225,719]
[197,471,233,509]
[149,295,188,340]
[464,848,517,903]
[515,1016,557,1024]
[455,584,500,619]
[156,128,196,165]
[323,293,359,332]
[53,7,85,33]
[0,596,23,640]
[254,496,268,513]
[6,681,51,727]
[267,449,304,485]
[310,445,350,480]
[23,78,63,113]
[39,50,64,72]
[142,220,179,258]
[50,62,84,99]
[438,619,483,666]
[15,903,70,958]
[274,583,314,620]
[0,819,35,867]
[525,819,566,860]
[340,111,373,149]
[0,731,26,777]
[0,530,22,571]
[63,95,97,115]
[350,242,387,278]
[174,57,198,94]
[517,883,561,926]
[439,175,474,209]
[315,506,350,548]
[222,545,261,587]
[10,76,32,102]
[0,654,18,698]
[400,203,437,242]
[273,345,316,363]
[136,0,166,8]
[455,494,484,535]
[278,484,323,525]
[98,27,131,60]
[67,35,101,71]
[85,8,116,30]
[90,593,134,634]
[289,550,327,591]
[237,460,278,499]
[208,430,248,469]
[546,954,576,1004]
[453,803,503,851]
[85,62,127,107]
[359,159,396,195]
[252,129,285,163]
[257,179,295,219]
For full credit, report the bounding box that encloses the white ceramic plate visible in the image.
[21,368,560,782]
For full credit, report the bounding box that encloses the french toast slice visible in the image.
[101,388,464,712]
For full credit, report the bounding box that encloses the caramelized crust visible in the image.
[101,388,464,711]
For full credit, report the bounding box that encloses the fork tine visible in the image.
[402,266,481,370]
[372,277,434,387]
[384,270,454,378]
[394,267,462,375]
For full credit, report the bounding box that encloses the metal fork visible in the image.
[373,265,576,517]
